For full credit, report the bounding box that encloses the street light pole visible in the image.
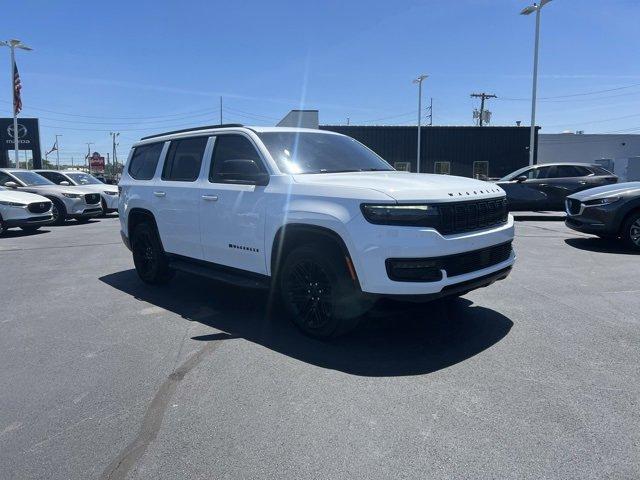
[0,39,32,169]
[521,0,552,166]
[413,74,428,173]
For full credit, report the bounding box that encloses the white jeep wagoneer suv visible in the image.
[119,125,515,338]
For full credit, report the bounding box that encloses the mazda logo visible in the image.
[7,124,27,139]
[40,203,45,209]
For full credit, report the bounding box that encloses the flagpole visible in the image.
[10,45,20,168]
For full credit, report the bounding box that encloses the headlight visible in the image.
[0,200,26,207]
[361,204,440,227]
[103,190,118,196]
[61,192,82,198]
[584,196,620,207]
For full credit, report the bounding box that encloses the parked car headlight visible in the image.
[61,192,82,198]
[0,200,26,207]
[584,196,620,207]
[103,190,118,195]
[361,204,440,226]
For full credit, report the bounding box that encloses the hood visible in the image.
[292,171,504,202]
[0,189,50,204]
[20,184,87,196]
[68,184,117,194]
[568,182,640,201]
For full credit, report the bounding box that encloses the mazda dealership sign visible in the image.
[0,118,42,168]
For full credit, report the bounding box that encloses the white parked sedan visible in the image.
[0,185,53,235]
[34,170,119,214]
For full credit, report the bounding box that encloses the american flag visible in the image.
[13,62,22,115]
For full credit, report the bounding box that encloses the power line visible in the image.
[497,82,640,101]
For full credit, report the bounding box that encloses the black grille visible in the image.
[566,198,581,215]
[27,201,51,214]
[437,197,508,235]
[386,242,513,282]
[84,193,100,205]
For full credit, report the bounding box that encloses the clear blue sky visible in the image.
[1,0,639,164]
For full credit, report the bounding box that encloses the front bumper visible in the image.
[565,201,619,236]
[5,215,54,228]
[348,214,516,295]
[101,193,119,212]
[69,206,102,219]
[377,266,512,303]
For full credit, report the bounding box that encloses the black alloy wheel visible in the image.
[622,211,640,251]
[279,244,366,338]
[132,222,174,284]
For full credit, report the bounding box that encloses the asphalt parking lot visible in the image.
[1,214,638,480]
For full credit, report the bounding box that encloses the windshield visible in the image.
[257,132,394,174]
[66,172,103,185]
[11,171,55,186]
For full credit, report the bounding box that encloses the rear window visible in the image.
[591,166,614,176]
[128,142,164,180]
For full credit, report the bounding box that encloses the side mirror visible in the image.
[59,181,71,186]
[516,175,528,183]
[4,181,18,189]
[217,159,270,186]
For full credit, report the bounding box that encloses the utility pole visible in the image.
[220,96,223,124]
[470,92,497,126]
[413,74,428,173]
[55,134,62,170]
[347,117,350,126]
[86,142,94,174]
[110,132,119,178]
[426,98,433,126]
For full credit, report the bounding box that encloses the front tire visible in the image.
[278,244,368,339]
[50,199,67,226]
[621,211,640,251]
[131,222,174,284]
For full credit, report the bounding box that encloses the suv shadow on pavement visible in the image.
[565,237,638,255]
[100,270,513,377]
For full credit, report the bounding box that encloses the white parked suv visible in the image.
[34,170,119,215]
[0,169,102,225]
[0,185,53,235]
[119,125,515,338]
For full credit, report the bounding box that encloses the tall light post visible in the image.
[413,74,428,173]
[0,39,32,168]
[86,142,94,173]
[110,131,119,178]
[521,0,552,166]
[55,134,62,170]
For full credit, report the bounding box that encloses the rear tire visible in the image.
[621,211,640,251]
[20,226,41,232]
[131,221,174,284]
[278,243,369,339]
[0,216,5,236]
[50,198,67,226]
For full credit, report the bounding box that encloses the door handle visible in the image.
[153,191,166,197]
[538,184,548,187]
[578,181,587,185]
[202,194,219,201]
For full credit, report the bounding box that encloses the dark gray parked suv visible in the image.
[565,182,640,251]
[497,163,618,211]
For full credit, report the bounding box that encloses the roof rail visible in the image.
[140,124,244,141]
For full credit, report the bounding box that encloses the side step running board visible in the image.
[168,259,270,290]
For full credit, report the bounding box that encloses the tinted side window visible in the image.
[574,166,593,176]
[525,167,550,179]
[39,171,67,184]
[128,143,164,180]
[162,137,208,182]
[209,135,264,183]
[552,165,583,178]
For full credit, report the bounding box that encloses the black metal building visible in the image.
[320,125,538,179]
